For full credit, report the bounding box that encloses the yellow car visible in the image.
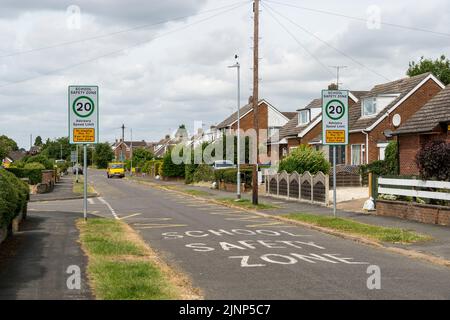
[107,162,125,178]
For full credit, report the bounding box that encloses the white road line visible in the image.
[119,213,142,220]
[88,198,95,205]
[98,197,119,220]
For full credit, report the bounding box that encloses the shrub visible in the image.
[6,167,43,185]
[24,162,45,170]
[161,152,185,178]
[25,154,53,170]
[192,164,215,183]
[279,145,330,174]
[214,168,253,187]
[0,169,29,227]
[416,140,450,181]
[385,141,399,175]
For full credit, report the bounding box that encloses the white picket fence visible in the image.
[378,177,450,201]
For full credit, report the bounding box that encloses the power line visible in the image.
[262,3,335,77]
[264,3,391,81]
[265,0,450,38]
[0,2,248,88]
[0,1,249,59]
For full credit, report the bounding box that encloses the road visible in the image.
[79,170,450,298]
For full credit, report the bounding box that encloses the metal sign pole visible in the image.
[83,144,88,221]
[76,145,79,183]
[333,146,337,218]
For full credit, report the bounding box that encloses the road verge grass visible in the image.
[77,218,202,300]
[183,189,213,197]
[217,198,280,210]
[73,177,95,194]
[283,213,432,244]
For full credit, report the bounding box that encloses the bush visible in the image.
[6,167,42,185]
[161,152,185,178]
[385,141,399,175]
[192,164,215,183]
[214,168,253,187]
[25,154,53,170]
[0,169,29,227]
[416,140,450,181]
[24,162,45,170]
[279,145,330,174]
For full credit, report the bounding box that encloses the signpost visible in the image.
[69,85,99,220]
[322,90,349,217]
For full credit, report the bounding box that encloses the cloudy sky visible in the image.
[0,0,449,148]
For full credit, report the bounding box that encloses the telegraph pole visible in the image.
[252,0,260,205]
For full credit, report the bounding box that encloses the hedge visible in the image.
[142,160,163,176]
[214,168,253,187]
[0,169,29,228]
[6,167,42,185]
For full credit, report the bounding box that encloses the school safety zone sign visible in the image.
[322,90,349,145]
[69,86,99,144]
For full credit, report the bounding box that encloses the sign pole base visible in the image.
[83,144,88,221]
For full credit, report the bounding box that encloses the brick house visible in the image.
[112,140,151,161]
[394,84,450,175]
[216,99,293,163]
[348,72,444,166]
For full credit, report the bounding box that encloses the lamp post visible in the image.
[228,55,241,200]
[130,128,133,176]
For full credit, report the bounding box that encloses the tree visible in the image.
[34,136,43,146]
[407,55,450,85]
[94,143,114,169]
[132,148,154,168]
[0,135,19,159]
[41,137,72,160]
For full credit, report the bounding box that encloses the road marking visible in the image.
[119,213,142,220]
[88,198,95,205]
[245,221,287,228]
[135,224,188,229]
[226,216,262,221]
[98,197,119,220]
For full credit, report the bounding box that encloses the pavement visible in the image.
[0,202,92,300]
[83,170,450,299]
[30,174,97,202]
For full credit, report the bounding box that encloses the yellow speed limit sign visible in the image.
[69,85,99,144]
[322,90,349,145]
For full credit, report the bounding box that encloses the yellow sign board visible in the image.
[73,128,95,143]
[326,130,346,144]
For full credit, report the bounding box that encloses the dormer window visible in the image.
[298,110,310,125]
[362,94,399,117]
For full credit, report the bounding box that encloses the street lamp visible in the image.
[130,128,133,176]
[228,55,241,200]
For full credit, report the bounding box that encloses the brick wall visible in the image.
[230,102,268,132]
[377,200,450,226]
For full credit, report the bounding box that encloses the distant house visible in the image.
[394,84,450,175]
[2,150,27,168]
[112,140,150,161]
[153,127,190,158]
[348,72,444,166]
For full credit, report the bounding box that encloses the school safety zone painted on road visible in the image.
[162,229,370,268]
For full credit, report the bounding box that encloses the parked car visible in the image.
[212,160,236,170]
[73,165,83,175]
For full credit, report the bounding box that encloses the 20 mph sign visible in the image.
[69,85,99,144]
[322,90,349,145]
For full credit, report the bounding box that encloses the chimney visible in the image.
[248,96,253,104]
[328,83,338,90]
[165,134,170,139]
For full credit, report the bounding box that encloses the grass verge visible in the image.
[217,198,279,210]
[77,218,201,300]
[283,213,432,244]
[73,177,95,194]
[183,189,212,197]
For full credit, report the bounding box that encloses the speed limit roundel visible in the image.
[73,96,95,118]
[325,100,345,121]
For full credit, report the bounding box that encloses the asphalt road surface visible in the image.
[79,170,450,299]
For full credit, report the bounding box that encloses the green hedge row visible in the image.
[6,167,42,185]
[0,169,29,228]
[214,168,253,187]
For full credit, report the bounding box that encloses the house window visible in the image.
[298,110,310,125]
[328,145,346,165]
[268,127,279,138]
[377,142,389,161]
[351,145,362,165]
[362,97,377,117]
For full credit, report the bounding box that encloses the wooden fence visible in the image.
[266,171,329,205]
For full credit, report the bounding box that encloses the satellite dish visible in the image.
[384,129,393,138]
[392,114,402,127]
